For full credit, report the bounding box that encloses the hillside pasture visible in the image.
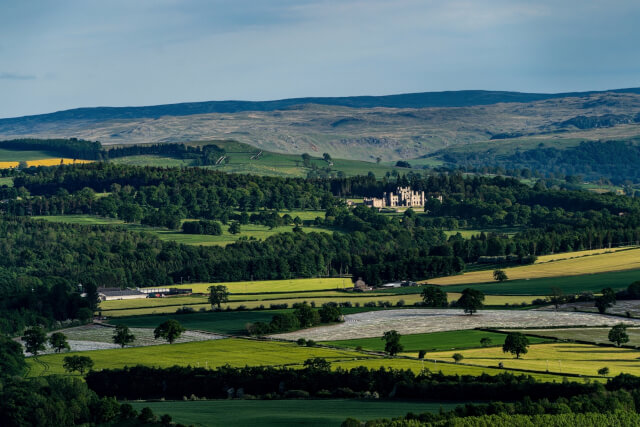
[271,309,640,341]
[325,330,550,353]
[128,400,461,427]
[441,269,640,295]
[26,338,372,377]
[32,214,334,246]
[107,310,290,335]
[428,248,640,286]
[428,343,640,377]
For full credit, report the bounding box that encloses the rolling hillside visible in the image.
[2,89,640,165]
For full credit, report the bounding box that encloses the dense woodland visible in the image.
[438,139,640,184]
[2,163,640,332]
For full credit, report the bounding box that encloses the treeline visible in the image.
[439,140,640,184]
[0,138,103,160]
[86,366,597,401]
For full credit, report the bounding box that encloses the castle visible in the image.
[364,186,429,208]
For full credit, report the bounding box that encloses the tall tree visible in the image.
[502,332,530,359]
[63,355,94,375]
[457,288,485,315]
[113,324,136,348]
[595,288,616,314]
[493,269,508,282]
[208,285,230,309]
[22,326,47,356]
[421,286,448,307]
[154,320,185,344]
[382,330,403,356]
[608,324,629,347]
[48,332,70,353]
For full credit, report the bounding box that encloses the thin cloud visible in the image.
[0,72,35,80]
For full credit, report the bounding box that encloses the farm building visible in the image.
[98,287,147,301]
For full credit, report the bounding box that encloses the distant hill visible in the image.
[3,88,640,122]
[2,88,640,167]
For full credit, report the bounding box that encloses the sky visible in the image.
[1,0,640,118]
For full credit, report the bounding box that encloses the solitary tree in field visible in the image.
[502,332,530,359]
[48,332,70,353]
[382,330,403,356]
[549,287,564,310]
[493,269,508,282]
[208,285,230,309]
[457,288,485,315]
[421,286,448,307]
[154,319,185,344]
[452,353,464,363]
[113,324,136,348]
[598,367,610,376]
[595,288,616,314]
[63,355,94,375]
[22,326,47,356]
[608,324,629,347]
[228,221,241,235]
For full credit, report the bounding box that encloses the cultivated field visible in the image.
[33,215,334,246]
[429,343,640,377]
[271,309,640,341]
[26,338,371,377]
[428,248,640,285]
[128,399,461,427]
[159,278,348,294]
[0,155,93,168]
[108,310,292,335]
[442,269,640,295]
[506,327,640,347]
[325,330,550,353]
[538,299,640,317]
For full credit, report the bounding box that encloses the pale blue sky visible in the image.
[1,0,639,118]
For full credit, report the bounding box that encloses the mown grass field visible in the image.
[441,268,640,295]
[100,292,537,318]
[0,176,13,186]
[162,278,348,294]
[429,343,640,377]
[325,330,550,353]
[507,327,640,347]
[429,248,640,286]
[128,399,460,427]
[32,215,334,246]
[110,145,404,179]
[26,338,372,377]
[108,310,288,335]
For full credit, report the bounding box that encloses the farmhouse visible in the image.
[97,287,147,301]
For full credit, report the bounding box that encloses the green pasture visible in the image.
[0,176,14,186]
[325,330,551,353]
[0,147,59,161]
[26,338,372,377]
[110,155,193,168]
[441,269,640,295]
[32,214,335,246]
[107,310,290,335]
[128,399,460,427]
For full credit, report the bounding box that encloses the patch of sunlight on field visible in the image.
[535,247,636,263]
[0,158,92,168]
[327,358,569,382]
[26,338,371,377]
[429,343,640,377]
[428,248,640,285]
[160,278,349,294]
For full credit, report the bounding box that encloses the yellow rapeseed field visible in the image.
[149,278,350,294]
[428,343,640,377]
[427,248,640,285]
[0,158,92,168]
